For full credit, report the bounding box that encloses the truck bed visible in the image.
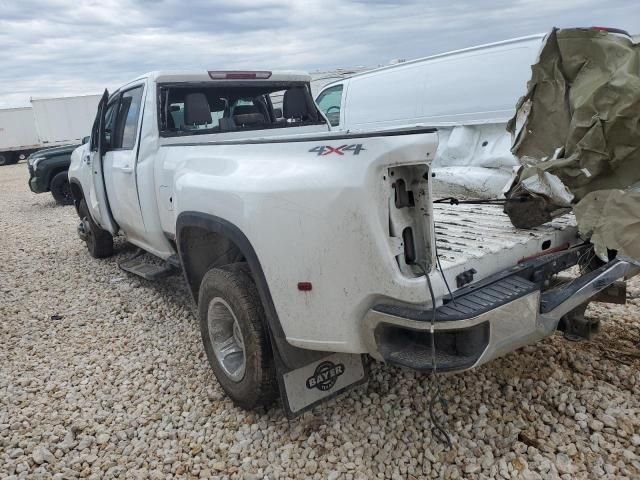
[433,203,578,289]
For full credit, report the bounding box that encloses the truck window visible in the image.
[168,98,226,130]
[159,84,323,137]
[315,85,343,126]
[113,86,144,150]
[103,100,119,148]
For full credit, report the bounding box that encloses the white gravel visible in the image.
[1,162,639,479]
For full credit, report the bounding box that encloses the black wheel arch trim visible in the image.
[176,211,325,369]
[46,166,71,191]
[68,178,86,215]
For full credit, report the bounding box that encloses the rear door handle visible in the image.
[121,166,133,173]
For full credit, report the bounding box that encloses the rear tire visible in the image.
[198,263,278,410]
[0,152,16,166]
[50,171,73,205]
[78,199,113,258]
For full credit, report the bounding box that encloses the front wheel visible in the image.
[78,199,113,258]
[198,263,278,410]
[50,171,73,205]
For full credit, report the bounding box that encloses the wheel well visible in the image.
[179,226,245,299]
[175,212,324,369]
[47,167,69,189]
[69,181,84,214]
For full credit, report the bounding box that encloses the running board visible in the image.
[117,250,176,281]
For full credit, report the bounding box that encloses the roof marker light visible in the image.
[208,71,272,80]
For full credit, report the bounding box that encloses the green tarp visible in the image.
[505,28,640,260]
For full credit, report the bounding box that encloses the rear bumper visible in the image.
[364,257,634,373]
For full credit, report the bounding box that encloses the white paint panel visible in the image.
[340,35,544,129]
[318,35,546,198]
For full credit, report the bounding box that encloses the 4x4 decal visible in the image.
[308,144,365,156]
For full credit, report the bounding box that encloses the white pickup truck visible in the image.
[68,70,636,417]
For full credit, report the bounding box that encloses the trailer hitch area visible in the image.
[558,303,599,341]
[558,280,628,342]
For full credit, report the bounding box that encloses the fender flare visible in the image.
[45,165,70,191]
[176,212,324,369]
[68,178,86,215]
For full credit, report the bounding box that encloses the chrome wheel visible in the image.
[78,216,94,253]
[208,297,246,382]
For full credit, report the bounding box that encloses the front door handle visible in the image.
[121,166,133,173]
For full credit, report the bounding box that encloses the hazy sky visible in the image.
[0,0,638,108]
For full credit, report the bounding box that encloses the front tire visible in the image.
[198,263,278,410]
[78,199,113,258]
[50,171,73,205]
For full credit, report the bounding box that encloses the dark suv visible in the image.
[27,138,87,205]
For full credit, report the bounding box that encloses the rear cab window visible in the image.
[158,82,325,137]
[315,84,343,127]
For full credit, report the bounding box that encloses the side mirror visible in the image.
[273,107,283,119]
[82,136,90,145]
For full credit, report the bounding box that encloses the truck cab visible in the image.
[70,71,329,258]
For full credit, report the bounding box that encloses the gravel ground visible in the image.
[1,162,639,480]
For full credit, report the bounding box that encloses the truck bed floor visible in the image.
[432,204,578,288]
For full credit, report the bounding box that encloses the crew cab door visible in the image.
[87,89,118,234]
[101,84,146,242]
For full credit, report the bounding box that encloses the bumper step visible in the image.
[373,275,537,323]
[367,254,633,374]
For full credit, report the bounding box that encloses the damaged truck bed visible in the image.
[505,27,640,261]
[370,203,635,374]
[434,203,577,281]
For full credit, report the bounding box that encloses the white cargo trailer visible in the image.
[0,93,101,166]
[31,94,101,147]
[0,107,40,165]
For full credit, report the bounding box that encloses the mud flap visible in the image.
[273,347,369,419]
